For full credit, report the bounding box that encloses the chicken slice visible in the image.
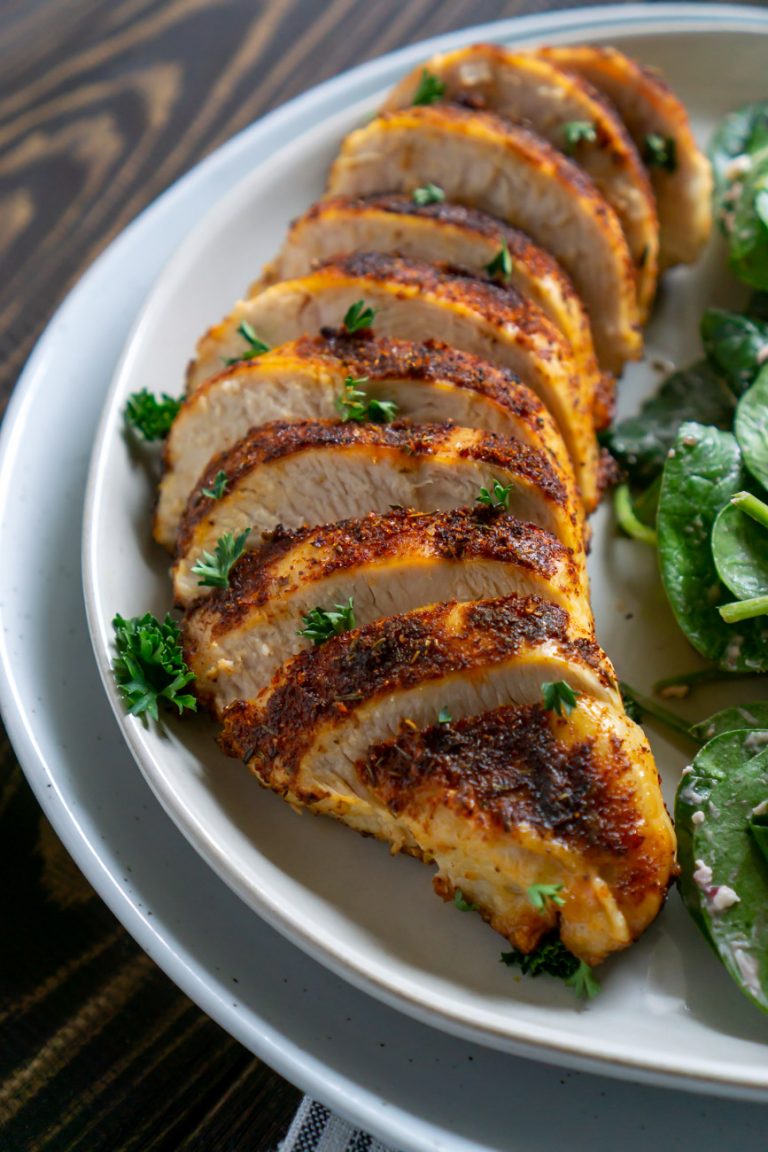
[325,104,641,372]
[220,597,628,960]
[173,420,584,606]
[537,45,712,269]
[157,331,576,550]
[358,699,676,966]
[188,253,601,510]
[261,195,605,402]
[382,44,658,317]
[184,508,592,715]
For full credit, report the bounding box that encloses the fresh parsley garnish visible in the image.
[620,684,644,724]
[298,597,356,645]
[527,883,566,911]
[541,680,579,717]
[562,120,597,153]
[438,707,452,725]
[335,376,398,424]
[111,612,196,721]
[124,389,181,441]
[201,470,228,500]
[191,528,251,588]
[343,300,377,333]
[501,937,600,999]
[454,889,479,912]
[565,960,601,1000]
[412,68,446,106]
[412,183,445,206]
[643,132,677,173]
[476,479,513,511]
[484,238,513,283]
[224,320,270,366]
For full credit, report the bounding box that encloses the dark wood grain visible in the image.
[4,0,757,1147]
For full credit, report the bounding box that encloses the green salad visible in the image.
[606,101,768,1014]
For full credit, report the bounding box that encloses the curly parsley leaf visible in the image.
[412,68,446,106]
[476,478,513,512]
[454,889,479,912]
[485,239,513,283]
[412,183,445,206]
[224,320,270,366]
[298,597,356,645]
[334,375,398,424]
[124,390,181,441]
[201,470,228,500]
[501,938,599,999]
[111,612,196,721]
[343,300,377,333]
[527,883,565,911]
[191,528,251,589]
[643,133,677,172]
[562,120,597,153]
[541,680,579,717]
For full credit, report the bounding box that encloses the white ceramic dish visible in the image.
[82,2,768,1092]
[1,9,767,1148]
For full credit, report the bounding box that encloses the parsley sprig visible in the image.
[412,68,446,106]
[125,389,181,441]
[201,470,228,500]
[111,612,196,721]
[191,528,251,588]
[541,680,579,717]
[224,320,270,366]
[476,478,513,511]
[643,132,677,173]
[485,239,513,283]
[412,183,445,206]
[454,889,479,912]
[343,300,377,333]
[298,597,356,645]
[527,883,566,911]
[562,120,597,153]
[501,937,600,999]
[335,376,398,424]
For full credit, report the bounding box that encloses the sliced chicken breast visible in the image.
[173,420,584,606]
[537,44,712,269]
[157,331,575,550]
[184,508,593,714]
[188,254,600,510]
[382,44,658,316]
[261,195,603,392]
[358,698,676,966]
[325,104,641,372]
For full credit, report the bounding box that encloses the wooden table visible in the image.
[1,1,754,1147]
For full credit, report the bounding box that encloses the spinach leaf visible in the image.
[603,362,735,486]
[729,160,768,290]
[709,101,768,226]
[700,308,768,396]
[675,731,768,1014]
[657,423,768,672]
[712,501,768,600]
[690,703,768,743]
[735,364,768,490]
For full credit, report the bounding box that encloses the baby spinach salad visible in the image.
[607,101,768,1014]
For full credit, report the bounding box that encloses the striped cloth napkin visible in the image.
[281,1098,394,1152]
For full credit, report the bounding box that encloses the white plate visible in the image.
[1,8,768,1149]
[81,3,768,1094]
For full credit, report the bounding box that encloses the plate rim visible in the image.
[4,6,768,1138]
